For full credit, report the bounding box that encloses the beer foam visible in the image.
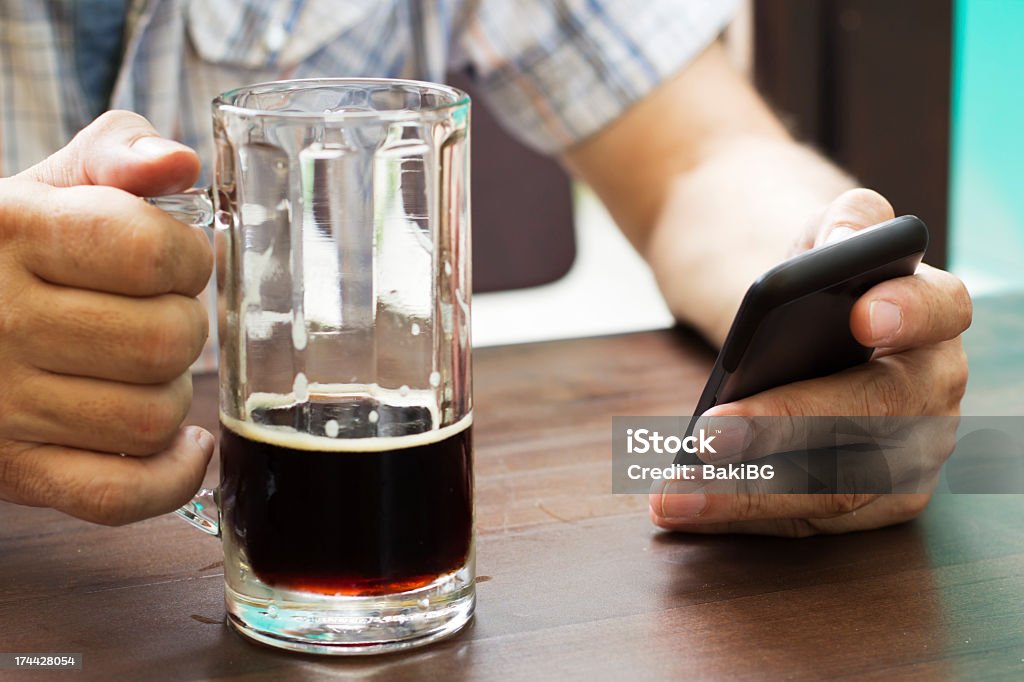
[220,409,472,453]
[246,383,441,413]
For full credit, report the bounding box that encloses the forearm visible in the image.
[645,137,854,345]
[562,43,861,347]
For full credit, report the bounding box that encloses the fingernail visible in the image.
[869,300,902,342]
[825,226,858,244]
[703,416,753,461]
[659,484,708,518]
[131,136,191,159]
[190,427,215,452]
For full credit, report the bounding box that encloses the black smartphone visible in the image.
[678,215,928,456]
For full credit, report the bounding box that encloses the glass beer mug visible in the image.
[159,79,473,654]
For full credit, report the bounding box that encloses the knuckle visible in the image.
[192,230,215,282]
[185,297,210,356]
[888,493,931,524]
[923,269,972,339]
[124,217,175,293]
[94,109,138,126]
[778,518,817,538]
[129,392,185,453]
[0,182,24,239]
[734,490,771,520]
[749,394,812,453]
[779,412,805,451]
[0,455,18,497]
[58,185,148,249]
[763,391,802,420]
[0,370,41,437]
[948,346,969,403]
[0,451,31,501]
[825,492,872,515]
[54,186,181,296]
[136,299,205,379]
[936,428,958,464]
[82,474,139,526]
[833,188,895,225]
[0,287,23,339]
[0,180,51,241]
[863,368,915,417]
[955,278,973,332]
[88,110,152,140]
[0,447,56,508]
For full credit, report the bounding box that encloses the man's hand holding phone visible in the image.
[650,189,972,536]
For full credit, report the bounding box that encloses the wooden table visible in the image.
[2,295,1023,680]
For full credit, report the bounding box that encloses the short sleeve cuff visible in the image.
[460,0,741,154]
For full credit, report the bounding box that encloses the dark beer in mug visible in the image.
[220,411,473,597]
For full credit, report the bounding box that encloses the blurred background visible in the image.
[465,0,1024,347]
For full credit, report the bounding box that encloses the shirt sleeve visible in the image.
[455,0,740,154]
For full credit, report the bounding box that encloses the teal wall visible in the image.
[949,0,1024,292]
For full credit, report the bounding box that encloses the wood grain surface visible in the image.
[1,295,1022,681]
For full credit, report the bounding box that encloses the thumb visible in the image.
[813,188,897,248]
[16,110,200,196]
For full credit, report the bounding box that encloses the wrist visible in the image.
[644,139,855,344]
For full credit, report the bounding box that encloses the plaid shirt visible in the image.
[0,0,736,369]
[0,0,736,175]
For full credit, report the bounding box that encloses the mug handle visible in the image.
[147,187,215,229]
[175,488,221,536]
[148,188,220,537]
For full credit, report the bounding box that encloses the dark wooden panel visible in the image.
[754,0,952,267]
[753,0,826,141]
[828,0,952,267]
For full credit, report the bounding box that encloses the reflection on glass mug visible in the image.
[153,79,473,655]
